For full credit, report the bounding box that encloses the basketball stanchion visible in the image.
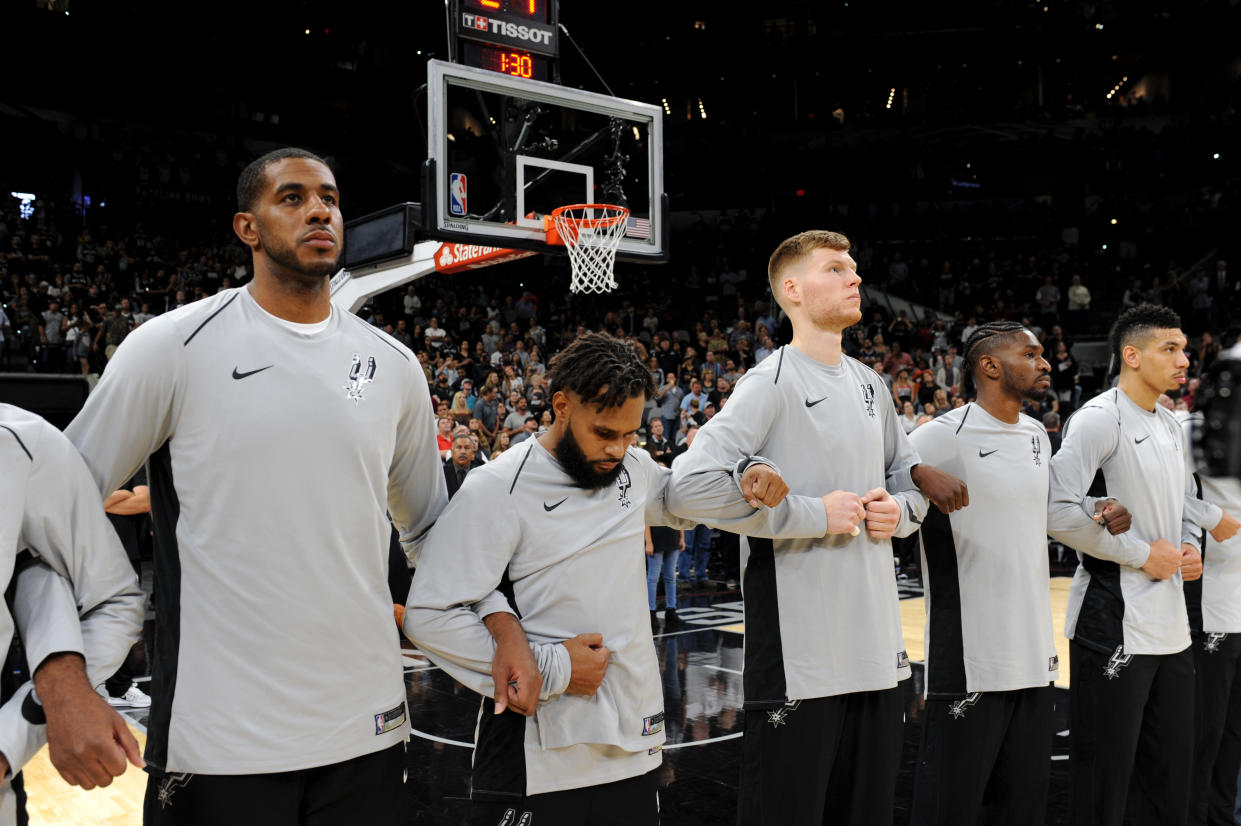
[545,203,630,294]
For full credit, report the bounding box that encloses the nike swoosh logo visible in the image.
[232,365,274,380]
[804,396,828,408]
[978,449,998,457]
[1134,435,1150,444]
[543,498,568,512]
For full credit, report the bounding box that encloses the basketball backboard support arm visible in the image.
[329,239,538,313]
[328,241,440,314]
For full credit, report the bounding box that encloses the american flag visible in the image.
[624,216,651,239]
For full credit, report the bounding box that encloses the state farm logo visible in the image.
[460,13,555,46]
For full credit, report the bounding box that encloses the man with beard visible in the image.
[666,230,967,826]
[63,148,452,824]
[405,333,790,825]
[1048,304,1237,826]
[907,322,1130,825]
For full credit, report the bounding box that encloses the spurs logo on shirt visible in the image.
[859,382,877,418]
[1205,633,1228,653]
[616,465,632,508]
[1031,435,1042,467]
[345,353,376,404]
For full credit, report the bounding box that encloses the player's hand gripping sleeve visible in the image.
[666,374,827,538]
[880,390,926,538]
[403,478,570,703]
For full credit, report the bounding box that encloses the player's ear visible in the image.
[233,212,260,251]
[551,390,572,421]
[977,354,1000,381]
[1121,344,1141,371]
[781,275,800,307]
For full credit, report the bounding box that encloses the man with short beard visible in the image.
[63,148,455,825]
[405,333,789,825]
[907,321,1130,826]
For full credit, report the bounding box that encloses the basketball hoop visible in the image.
[546,203,629,294]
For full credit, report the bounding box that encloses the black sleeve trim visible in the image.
[349,315,411,361]
[21,691,46,725]
[508,443,536,495]
[182,292,239,346]
[953,405,972,435]
[773,347,786,385]
[0,425,32,461]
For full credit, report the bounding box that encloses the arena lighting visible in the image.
[1095,22,1104,29]
[10,192,35,221]
[632,126,641,140]
[698,98,707,119]
[886,87,895,110]
[661,98,671,115]
[1214,153,1221,160]
[1110,218,1118,225]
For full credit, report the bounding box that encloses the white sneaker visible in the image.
[103,685,152,709]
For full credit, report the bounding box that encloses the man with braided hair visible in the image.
[1048,303,1238,825]
[668,230,967,826]
[908,321,1130,825]
[405,332,789,826]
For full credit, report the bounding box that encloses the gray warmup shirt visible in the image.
[64,287,448,775]
[1179,412,1239,634]
[0,405,143,783]
[1048,388,1202,655]
[406,440,694,795]
[909,404,1058,697]
[667,346,922,707]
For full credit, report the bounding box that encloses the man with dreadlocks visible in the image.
[1048,303,1237,825]
[907,321,1129,825]
[668,230,967,826]
[404,332,788,825]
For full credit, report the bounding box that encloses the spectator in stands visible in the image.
[891,368,915,407]
[443,433,481,499]
[883,339,915,376]
[1067,274,1091,332]
[1043,411,1062,454]
[510,415,539,446]
[490,429,512,459]
[900,401,918,434]
[435,415,454,459]
[936,352,963,396]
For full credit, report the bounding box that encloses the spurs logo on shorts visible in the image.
[156,773,193,808]
[859,383,877,418]
[344,353,376,404]
[767,699,801,728]
[616,465,632,509]
[1031,435,1042,467]
[1104,644,1133,679]
[494,809,529,826]
[948,692,982,719]
[1205,632,1228,653]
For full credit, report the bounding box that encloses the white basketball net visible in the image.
[552,204,629,294]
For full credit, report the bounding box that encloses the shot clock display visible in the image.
[463,43,549,81]
[462,0,548,23]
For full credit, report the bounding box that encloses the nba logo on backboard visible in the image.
[449,173,467,216]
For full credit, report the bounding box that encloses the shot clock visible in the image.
[454,0,560,81]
